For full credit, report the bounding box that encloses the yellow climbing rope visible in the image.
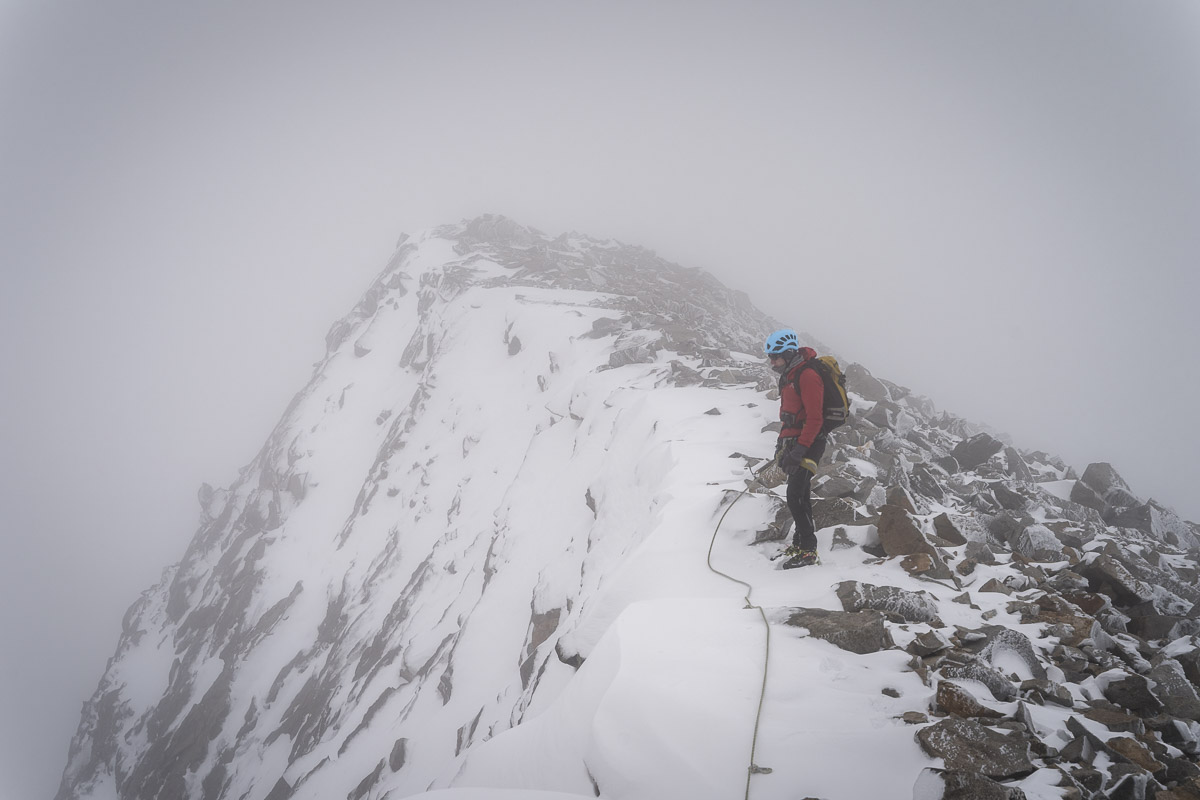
[705,460,778,799]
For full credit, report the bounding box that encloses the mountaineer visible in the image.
[763,329,848,569]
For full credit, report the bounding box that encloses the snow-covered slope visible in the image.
[57,217,1200,800]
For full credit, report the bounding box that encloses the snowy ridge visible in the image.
[57,217,1200,800]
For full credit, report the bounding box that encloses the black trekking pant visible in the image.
[785,437,826,551]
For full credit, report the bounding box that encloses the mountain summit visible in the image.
[57,217,1200,800]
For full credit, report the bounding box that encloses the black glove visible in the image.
[780,442,809,475]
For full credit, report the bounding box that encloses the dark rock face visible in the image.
[782,608,895,655]
[916,718,1036,779]
[952,434,1005,471]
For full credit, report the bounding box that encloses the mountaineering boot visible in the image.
[780,546,819,569]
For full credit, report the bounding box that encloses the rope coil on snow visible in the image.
[705,461,777,798]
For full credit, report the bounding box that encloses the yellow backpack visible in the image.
[791,356,850,431]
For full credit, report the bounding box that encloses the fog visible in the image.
[2,2,1198,797]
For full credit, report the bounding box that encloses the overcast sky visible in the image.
[3,2,1199,797]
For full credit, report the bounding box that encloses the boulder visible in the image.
[1162,755,1200,784]
[1069,481,1107,514]
[1103,673,1164,715]
[865,402,895,430]
[836,581,943,625]
[952,434,1005,471]
[663,360,705,387]
[1080,462,1134,503]
[1149,659,1200,722]
[1007,524,1064,563]
[1172,639,1200,688]
[815,474,860,500]
[942,659,1019,703]
[967,626,1048,681]
[933,514,969,546]
[887,485,919,514]
[752,500,792,544]
[1066,715,1119,756]
[910,462,947,504]
[877,504,936,558]
[1104,771,1153,800]
[912,768,1029,800]
[934,454,961,475]
[1004,448,1035,484]
[1126,614,1199,642]
[1020,679,1074,708]
[1156,778,1200,800]
[901,553,957,583]
[916,718,1036,779]
[935,681,1005,719]
[783,608,895,655]
[985,510,1030,547]
[608,343,658,368]
[1108,502,1200,548]
[811,497,864,531]
[1106,736,1167,777]
[1105,502,1159,533]
[1082,706,1147,735]
[845,362,890,403]
[1020,595,1098,648]
[1156,716,1200,757]
[910,630,953,657]
[1077,554,1156,608]
[991,483,1030,512]
[965,541,998,565]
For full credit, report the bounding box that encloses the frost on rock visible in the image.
[835,581,943,626]
[916,718,1036,779]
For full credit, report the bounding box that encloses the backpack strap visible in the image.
[790,359,821,396]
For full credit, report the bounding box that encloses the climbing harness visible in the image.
[705,459,778,798]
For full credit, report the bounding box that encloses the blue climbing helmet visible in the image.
[763,328,799,356]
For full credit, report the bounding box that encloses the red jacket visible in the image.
[779,347,825,448]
